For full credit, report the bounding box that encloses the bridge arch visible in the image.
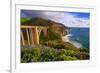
[21,25,48,46]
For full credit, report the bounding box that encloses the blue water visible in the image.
[68,27,89,49]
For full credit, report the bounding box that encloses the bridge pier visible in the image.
[21,26,45,46]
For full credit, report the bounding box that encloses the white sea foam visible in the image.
[62,34,83,48]
[66,34,73,37]
[63,35,70,42]
[69,40,83,48]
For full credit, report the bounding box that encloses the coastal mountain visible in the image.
[21,17,68,36]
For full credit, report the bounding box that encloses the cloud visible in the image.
[21,10,90,28]
[38,12,89,28]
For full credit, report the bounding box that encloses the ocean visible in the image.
[63,27,89,49]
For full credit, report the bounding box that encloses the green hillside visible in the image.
[21,18,29,24]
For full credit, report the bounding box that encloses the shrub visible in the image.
[44,40,77,50]
[70,51,89,60]
[60,55,78,60]
[21,48,32,62]
[59,49,89,60]
[79,48,89,53]
[21,46,89,63]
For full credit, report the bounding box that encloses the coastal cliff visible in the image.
[21,17,69,45]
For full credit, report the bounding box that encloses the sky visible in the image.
[21,10,90,28]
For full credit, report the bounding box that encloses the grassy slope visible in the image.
[21,18,29,24]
